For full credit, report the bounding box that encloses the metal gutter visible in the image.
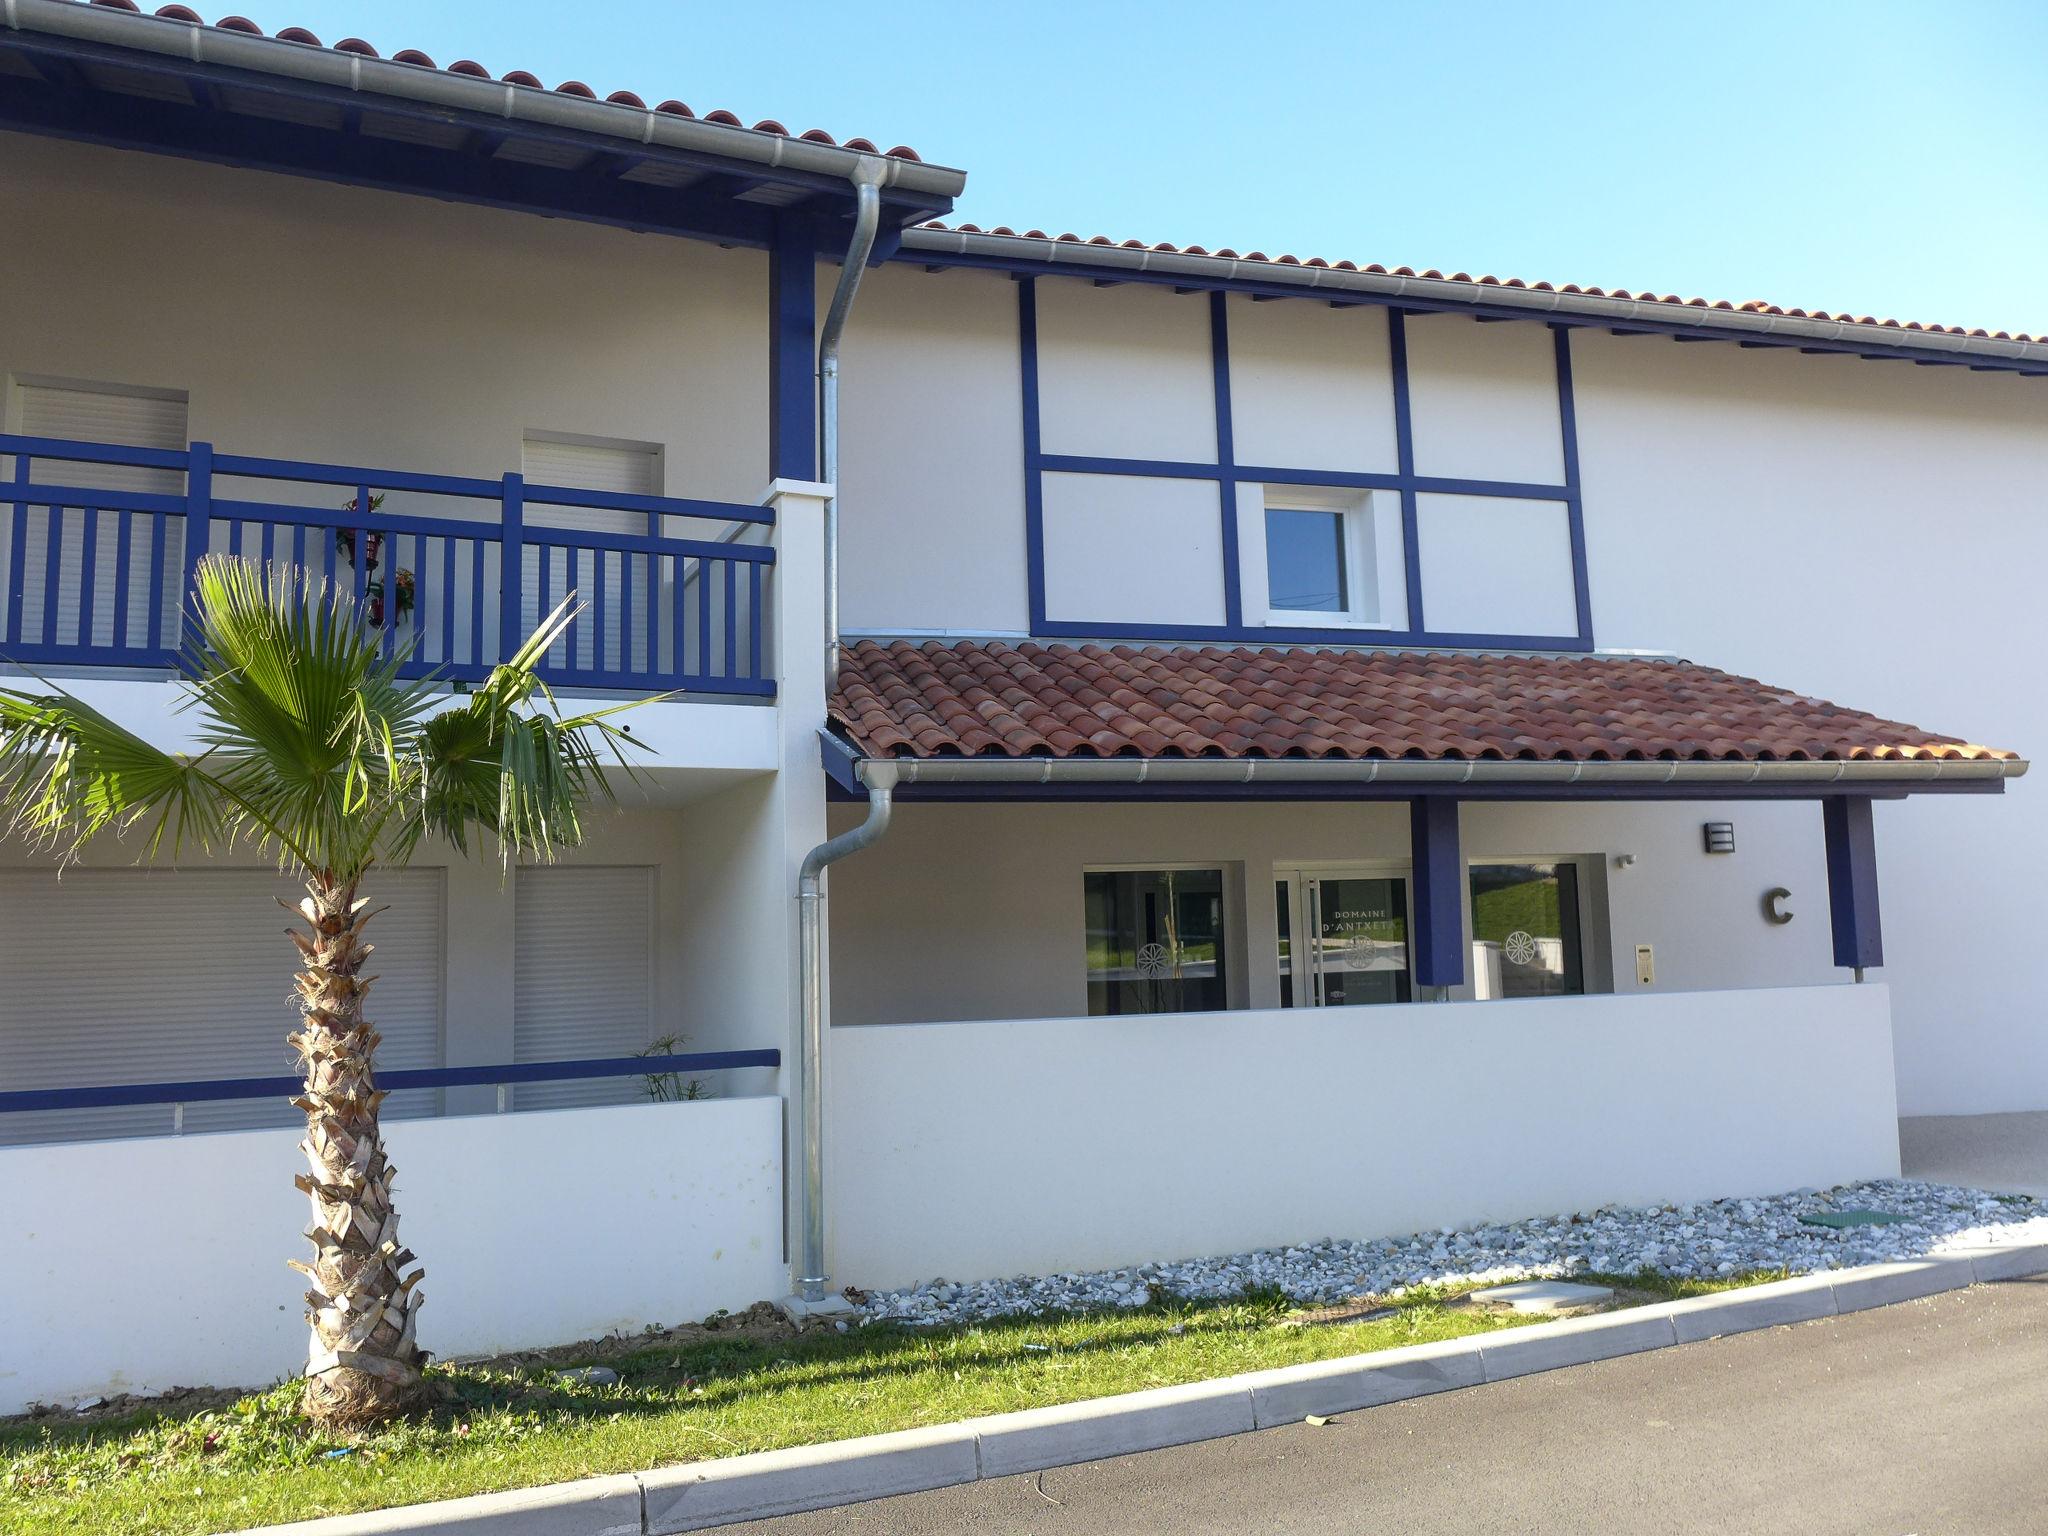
[901,227,2048,370]
[860,755,2028,790]
[3,0,967,201]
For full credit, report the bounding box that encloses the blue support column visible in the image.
[769,219,818,482]
[1410,797,1466,992]
[1824,795,1884,973]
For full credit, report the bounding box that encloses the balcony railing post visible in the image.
[6,451,27,647]
[181,441,212,649]
[500,471,524,665]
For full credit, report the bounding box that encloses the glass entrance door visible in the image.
[1276,871,1413,1007]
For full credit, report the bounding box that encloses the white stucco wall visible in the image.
[0,132,766,503]
[0,1096,785,1413]
[1224,294,1398,473]
[1034,278,1217,463]
[828,984,1900,1288]
[1041,472,1228,627]
[1403,310,1567,484]
[826,798,1836,1026]
[1572,335,2047,1113]
[833,264,1030,636]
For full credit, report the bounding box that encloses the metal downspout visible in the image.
[795,763,896,1301]
[790,163,889,1305]
[819,161,885,692]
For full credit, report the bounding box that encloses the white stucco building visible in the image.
[0,0,2037,1409]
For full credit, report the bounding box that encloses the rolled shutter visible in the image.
[518,435,662,672]
[10,383,188,651]
[512,866,654,1112]
[0,868,445,1146]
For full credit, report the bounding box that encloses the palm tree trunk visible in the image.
[286,871,428,1428]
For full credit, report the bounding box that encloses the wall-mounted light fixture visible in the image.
[1703,822,1736,854]
[1613,852,1636,870]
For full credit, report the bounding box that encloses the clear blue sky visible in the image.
[219,1,2046,334]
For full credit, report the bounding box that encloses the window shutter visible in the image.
[17,383,187,494]
[10,383,188,651]
[512,866,655,1111]
[0,869,445,1146]
[518,435,663,672]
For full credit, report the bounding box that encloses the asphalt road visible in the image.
[725,1276,2048,1536]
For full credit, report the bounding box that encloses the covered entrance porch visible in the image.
[806,638,2025,1289]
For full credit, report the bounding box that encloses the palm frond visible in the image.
[0,684,237,862]
[398,595,654,865]
[181,557,439,875]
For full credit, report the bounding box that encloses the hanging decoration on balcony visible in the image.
[334,492,415,626]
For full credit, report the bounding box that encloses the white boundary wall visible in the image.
[0,1097,785,1414]
[827,985,1900,1290]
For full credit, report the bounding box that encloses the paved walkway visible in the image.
[722,1277,2048,1536]
[1902,1110,2048,1198]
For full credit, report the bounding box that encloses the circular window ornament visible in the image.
[1135,942,1171,979]
[1503,930,1539,966]
[1343,937,1387,969]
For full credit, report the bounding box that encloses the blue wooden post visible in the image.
[181,441,212,649]
[1824,795,1884,974]
[768,219,817,482]
[1411,797,1466,993]
[499,471,524,664]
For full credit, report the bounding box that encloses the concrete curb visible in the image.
[245,1245,2048,1535]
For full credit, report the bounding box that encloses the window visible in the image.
[513,866,654,1111]
[14,379,187,492]
[1085,868,1229,1016]
[520,432,665,670]
[1265,507,1347,612]
[523,430,661,498]
[1469,861,1584,999]
[7,379,188,652]
[1254,486,1405,630]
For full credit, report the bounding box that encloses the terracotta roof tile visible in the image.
[76,0,925,161]
[829,640,2017,765]
[918,222,2043,345]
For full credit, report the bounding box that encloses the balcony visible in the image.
[0,433,775,698]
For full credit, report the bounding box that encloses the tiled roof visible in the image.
[66,0,926,160]
[830,640,2016,764]
[915,221,2044,346]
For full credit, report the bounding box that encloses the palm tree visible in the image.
[0,556,644,1429]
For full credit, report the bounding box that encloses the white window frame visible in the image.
[1273,861,1417,1009]
[1247,485,1406,631]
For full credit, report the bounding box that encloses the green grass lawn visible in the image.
[2,1271,1781,1536]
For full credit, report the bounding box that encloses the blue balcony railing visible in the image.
[0,434,775,698]
[0,1049,782,1143]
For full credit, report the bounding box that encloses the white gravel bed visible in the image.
[852,1179,2048,1328]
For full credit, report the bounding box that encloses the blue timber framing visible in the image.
[770,221,820,482]
[1012,276,1597,652]
[1409,797,1466,989]
[906,246,2048,379]
[0,31,953,250]
[1823,795,1885,971]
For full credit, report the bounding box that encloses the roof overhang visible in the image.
[821,730,2026,804]
[900,227,2048,377]
[0,0,964,250]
